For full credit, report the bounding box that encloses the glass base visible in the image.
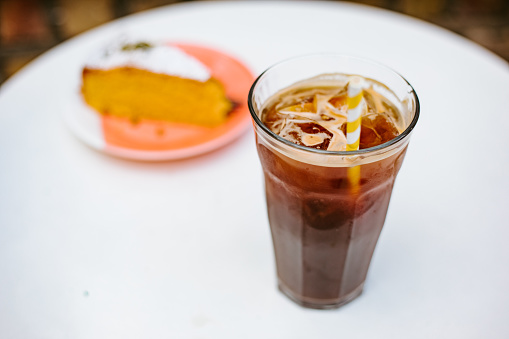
[278,280,364,310]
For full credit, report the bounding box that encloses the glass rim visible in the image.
[247,53,420,156]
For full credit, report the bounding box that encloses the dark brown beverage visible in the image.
[257,143,407,308]
[248,56,419,309]
[256,77,406,308]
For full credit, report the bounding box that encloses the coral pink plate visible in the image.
[64,43,254,161]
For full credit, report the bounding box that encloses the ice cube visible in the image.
[341,113,400,149]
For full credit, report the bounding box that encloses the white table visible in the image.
[1,2,508,338]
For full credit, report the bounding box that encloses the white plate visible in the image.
[63,43,254,161]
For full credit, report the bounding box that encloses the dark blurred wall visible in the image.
[1,0,508,83]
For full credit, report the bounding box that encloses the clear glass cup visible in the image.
[248,54,419,309]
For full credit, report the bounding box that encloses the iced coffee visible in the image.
[248,55,419,309]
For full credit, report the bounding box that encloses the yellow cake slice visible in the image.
[81,41,233,127]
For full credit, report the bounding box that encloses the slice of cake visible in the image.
[81,41,233,127]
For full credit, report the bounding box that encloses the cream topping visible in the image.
[85,40,211,82]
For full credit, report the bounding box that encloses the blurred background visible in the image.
[0,0,508,84]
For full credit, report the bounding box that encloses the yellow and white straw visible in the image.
[346,76,366,193]
[346,76,365,151]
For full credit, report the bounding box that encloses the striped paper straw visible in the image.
[346,76,365,151]
[346,76,365,193]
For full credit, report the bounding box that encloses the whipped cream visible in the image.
[85,40,211,82]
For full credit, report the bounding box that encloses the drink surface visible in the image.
[261,75,402,151]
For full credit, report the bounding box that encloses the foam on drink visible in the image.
[261,74,402,151]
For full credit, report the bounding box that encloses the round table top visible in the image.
[1,2,508,338]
